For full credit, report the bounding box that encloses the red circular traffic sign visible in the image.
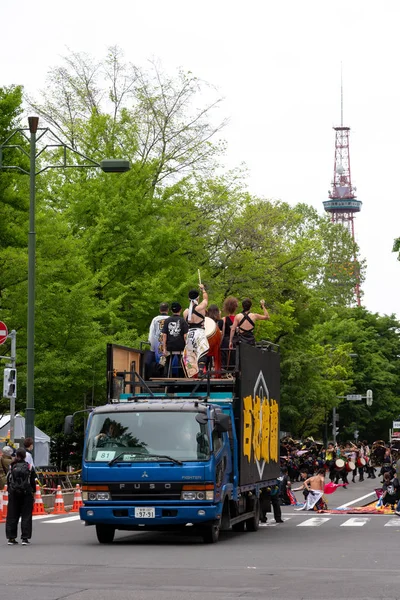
[0,321,8,345]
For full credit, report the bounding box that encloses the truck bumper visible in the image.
[80,503,221,528]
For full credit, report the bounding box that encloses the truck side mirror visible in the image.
[215,413,230,433]
[64,415,74,436]
[195,413,208,425]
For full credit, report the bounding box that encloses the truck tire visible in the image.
[232,521,246,532]
[245,498,260,532]
[202,522,220,544]
[96,524,115,544]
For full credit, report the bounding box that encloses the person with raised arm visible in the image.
[229,298,270,348]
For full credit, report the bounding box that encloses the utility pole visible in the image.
[332,406,337,444]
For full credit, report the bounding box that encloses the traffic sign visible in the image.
[346,394,362,401]
[0,321,8,345]
[393,421,400,430]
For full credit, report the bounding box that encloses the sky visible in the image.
[2,0,399,318]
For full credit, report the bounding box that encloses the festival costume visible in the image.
[297,489,325,511]
[148,314,168,364]
[184,306,209,378]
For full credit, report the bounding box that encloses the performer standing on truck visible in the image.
[183,285,209,378]
[162,302,188,377]
[229,298,270,348]
[146,302,169,376]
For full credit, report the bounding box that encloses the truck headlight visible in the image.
[82,485,110,501]
[181,489,214,501]
[87,492,110,501]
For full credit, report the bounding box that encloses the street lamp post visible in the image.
[26,117,38,442]
[0,116,130,450]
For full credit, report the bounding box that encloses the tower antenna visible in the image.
[323,66,362,306]
[341,62,343,127]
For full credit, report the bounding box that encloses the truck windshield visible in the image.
[85,411,210,463]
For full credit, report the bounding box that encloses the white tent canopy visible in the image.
[0,414,50,466]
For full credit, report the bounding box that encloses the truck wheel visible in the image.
[202,522,220,544]
[96,524,115,544]
[232,521,246,532]
[246,498,260,532]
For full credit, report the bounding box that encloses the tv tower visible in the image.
[323,70,362,305]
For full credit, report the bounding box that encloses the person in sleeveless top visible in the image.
[220,296,238,370]
[229,298,270,348]
[183,285,209,377]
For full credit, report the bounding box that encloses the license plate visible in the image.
[134,507,155,519]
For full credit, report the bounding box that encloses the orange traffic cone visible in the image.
[52,485,68,514]
[32,484,45,515]
[70,484,84,513]
[0,489,5,523]
[2,485,8,519]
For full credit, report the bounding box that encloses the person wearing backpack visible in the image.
[6,448,36,546]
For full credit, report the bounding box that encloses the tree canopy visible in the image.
[1,48,398,444]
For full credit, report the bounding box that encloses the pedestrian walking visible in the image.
[260,483,284,523]
[23,437,35,470]
[6,448,36,546]
[0,446,13,490]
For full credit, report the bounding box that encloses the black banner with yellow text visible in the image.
[235,344,280,486]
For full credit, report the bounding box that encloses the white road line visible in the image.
[297,517,331,527]
[337,491,376,509]
[384,519,400,527]
[33,514,58,520]
[340,517,370,527]
[260,517,291,527]
[43,515,81,524]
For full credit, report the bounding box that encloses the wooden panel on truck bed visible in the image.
[107,343,143,399]
[235,343,280,486]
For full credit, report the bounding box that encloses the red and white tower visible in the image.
[323,78,362,305]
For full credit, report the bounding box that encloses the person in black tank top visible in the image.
[221,296,238,370]
[229,298,270,348]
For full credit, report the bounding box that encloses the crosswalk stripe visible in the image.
[341,517,370,527]
[384,519,400,527]
[43,515,81,524]
[260,517,291,527]
[297,517,330,527]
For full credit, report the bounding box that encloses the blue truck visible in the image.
[65,341,280,543]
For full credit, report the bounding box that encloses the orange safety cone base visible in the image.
[32,484,46,515]
[52,485,68,514]
[70,484,84,513]
[0,493,5,523]
[2,485,8,519]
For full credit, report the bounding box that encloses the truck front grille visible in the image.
[108,482,182,502]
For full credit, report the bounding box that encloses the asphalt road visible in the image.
[1,478,399,600]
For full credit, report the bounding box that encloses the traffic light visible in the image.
[366,389,373,406]
[3,368,16,398]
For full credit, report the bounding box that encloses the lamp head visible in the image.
[100,159,130,173]
[28,116,39,134]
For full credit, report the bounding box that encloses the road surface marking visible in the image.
[384,519,400,527]
[340,517,370,527]
[260,517,291,527]
[297,517,331,527]
[337,492,376,509]
[43,515,81,523]
[33,514,59,520]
